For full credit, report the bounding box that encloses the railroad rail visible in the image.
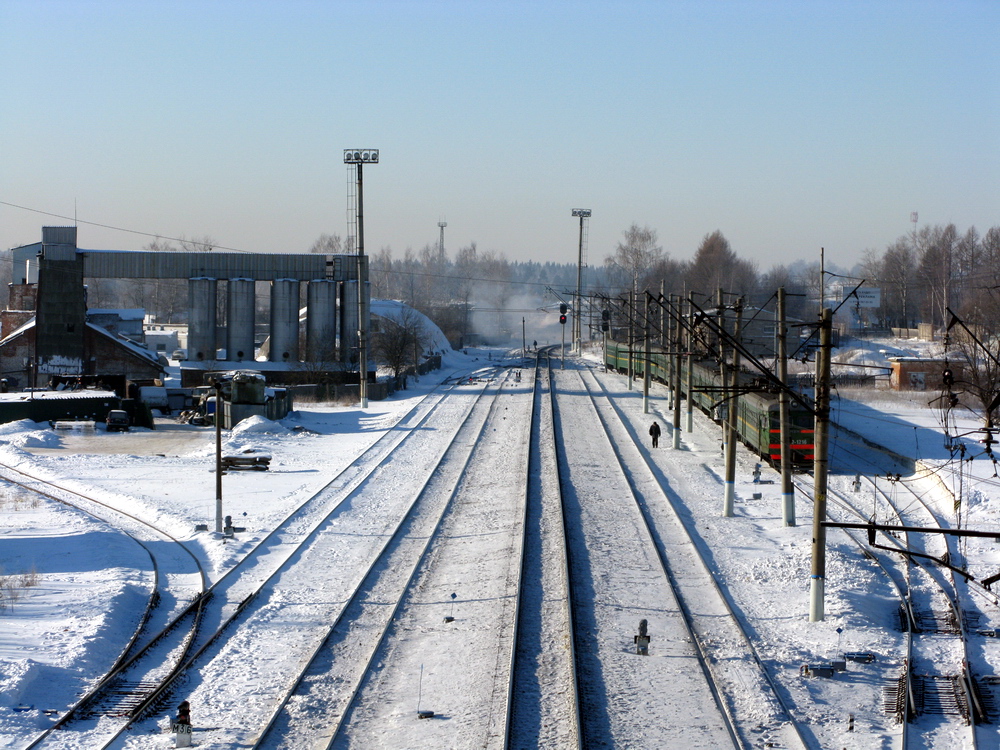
[23,376,479,749]
[245,368,527,748]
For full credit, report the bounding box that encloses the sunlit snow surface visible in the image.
[1,339,998,749]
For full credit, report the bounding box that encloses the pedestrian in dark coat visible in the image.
[649,421,661,448]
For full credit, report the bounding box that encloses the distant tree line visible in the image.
[3,221,994,350]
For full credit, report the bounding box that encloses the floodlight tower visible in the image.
[344,148,379,408]
[571,209,592,353]
[438,220,447,259]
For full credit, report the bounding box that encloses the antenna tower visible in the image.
[438,220,447,259]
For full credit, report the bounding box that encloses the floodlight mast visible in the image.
[344,149,378,408]
[571,209,591,354]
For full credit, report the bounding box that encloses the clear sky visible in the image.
[2,0,997,273]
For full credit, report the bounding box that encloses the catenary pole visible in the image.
[723,299,743,517]
[215,379,223,533]
[810,307,833,621]
[643,292,651,413]
[686,292,694,432]
[672,295,683,449]
[778,287,795,526]
[627,290,635,390]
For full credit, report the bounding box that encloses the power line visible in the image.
[0,200,246,253]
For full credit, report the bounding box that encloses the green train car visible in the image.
[605,340,814,466]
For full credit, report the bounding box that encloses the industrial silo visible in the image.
[340,280,359,366]
[226,278,255,362]
[188,277,217,361]
[269,279,300,362]
[306,279,337,362]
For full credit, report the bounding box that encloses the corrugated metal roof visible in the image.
[79,250,360,281]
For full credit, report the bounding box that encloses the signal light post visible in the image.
[559,303,567,368]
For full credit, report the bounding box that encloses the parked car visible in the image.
[172,348,187,361]
[105,410,130,432]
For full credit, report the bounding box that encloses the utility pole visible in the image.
[214,379,223,534]
[672,295,682,449]
[810,307,833,621]
[643,292,651,413]
[723,299,743,517]
[778,287,795,526]
[666,294,675,410]
[627,290,635,391]
[572,209,591,355]
[686,292,694,433]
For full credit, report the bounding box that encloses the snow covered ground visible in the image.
[1,338,999,749]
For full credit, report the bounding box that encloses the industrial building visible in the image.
[1,227,371,392]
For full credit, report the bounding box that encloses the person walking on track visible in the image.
[649,421,661,448]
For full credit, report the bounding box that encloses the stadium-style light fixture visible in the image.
[571,209,592,218]
[344,149,379,164]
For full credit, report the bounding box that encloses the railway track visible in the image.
[22,377,484,749]
[238,367,531,749]
[505,353,580,748]
[871,474,997,748]
[0,463,207,746]
[548,362,744,747]
[809,428,1000,747]
[578,362,810,749]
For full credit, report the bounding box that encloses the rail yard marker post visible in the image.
[810,308,833,621]
[173,701,192,747]
[778,287,795,526]
[634,618,650,655]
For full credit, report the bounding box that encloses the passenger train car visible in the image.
[605,340,815,467]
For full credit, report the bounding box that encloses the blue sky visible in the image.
[1,0,997,273]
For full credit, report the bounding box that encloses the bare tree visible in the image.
[605,224,663,295]
[949,318,1000,431]
[917,224,958,327]
[371,305,430,387]
[685,231,758,298]
[370,246,394,299]
[178,235,217,253]
[878,238,918,328]
[309,233,342,253]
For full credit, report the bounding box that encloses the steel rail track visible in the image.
[823,470,982,747]
[24,378,475,749]
[578,363,797,749]
[504,353,581,749]
[0,464,208,750]
[549,361,743,747]
[874,475,985,748]
[247,374,512,748]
